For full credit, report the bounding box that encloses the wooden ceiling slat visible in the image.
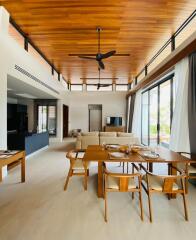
[0,0,195,83]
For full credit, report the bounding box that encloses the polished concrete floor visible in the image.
[0,139,196,240]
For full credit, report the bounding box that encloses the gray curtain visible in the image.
[128,93,136,132]
[188,51,196,158]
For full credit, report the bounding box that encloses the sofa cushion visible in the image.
[117,132,134,137]
[81,132,99,137]
[81,136,99,149]
[100,137,139,146]
[99,132,117,137]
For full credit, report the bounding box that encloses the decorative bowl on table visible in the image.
[106,144,119,150]
[109,152,128,159]
[142,152,159,159]
[131,145,143,153]
[119,146,127,153]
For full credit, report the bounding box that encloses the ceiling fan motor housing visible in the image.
[96,53,102,61]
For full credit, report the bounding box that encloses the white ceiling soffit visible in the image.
[7,74,57,99]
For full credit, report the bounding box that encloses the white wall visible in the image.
[0,6,70,147]
[0,7,9,177]
[69,92,126,132]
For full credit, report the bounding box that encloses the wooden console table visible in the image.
[0,151,25,183]
[104,126,125,132]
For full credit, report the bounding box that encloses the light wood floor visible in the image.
[0,139,196,240]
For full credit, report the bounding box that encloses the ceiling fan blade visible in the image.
[80,77,118,80]
[101,50,116,59]
[79,56,96,60]
[99,84,111,87]
[69,54,96,56]
[98,60,105,69]
[113,53,130,56]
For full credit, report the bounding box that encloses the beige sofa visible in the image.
[76,132,139,150]
[76,132,99,149]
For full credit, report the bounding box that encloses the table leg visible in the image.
[0,168,2,182]
[97,161,104,198]
[21,153,25,182]
[149,162,153,172]
[170,162,177,199]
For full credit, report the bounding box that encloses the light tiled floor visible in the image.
[0,139,196,240]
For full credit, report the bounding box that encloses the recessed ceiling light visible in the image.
[15,93,37,99]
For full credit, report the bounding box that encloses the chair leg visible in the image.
[147,192,153,222]
[185,164,189,194]
[131,166,135,200]
[104,190,108,222]
[182,193,188,221]
[181,179,188,221]
[138,178,144,221]
[185,177,189,194]
[132,192,134,200]
[64,168,72,191]
[139,190,144,221]
[84,170,88,191]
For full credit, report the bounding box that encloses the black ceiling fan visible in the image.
[69,27,130,70]
[84,68,114,90]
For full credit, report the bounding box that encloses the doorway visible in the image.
[63,105,69,138]
[88,104,102,132]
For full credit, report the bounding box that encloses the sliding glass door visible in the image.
[141,74,174,147]
[141,92,149,145]
[159,81,171,145]
[149,87,158,146]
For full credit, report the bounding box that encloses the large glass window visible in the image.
[141,91,149,145]
[38,106,47,132]
[37,104,56,136]
[71,84,83,91]
[160,81,171,145]
[116,84,128,91]
[149,87,158,146]
[48,106,56,135]
[141,74,174,147]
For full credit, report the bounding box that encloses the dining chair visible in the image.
[103,162,143,222]
[64,150,89,191]
[175,152,196,193]
[140,164,188,222]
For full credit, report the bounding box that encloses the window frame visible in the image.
[70,84,83,91]
[36,102,57,136]
[141,73,175,146]
[115,84,128,91]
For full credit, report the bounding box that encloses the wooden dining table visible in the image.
[0,150,26,183]
[83,145,195,198]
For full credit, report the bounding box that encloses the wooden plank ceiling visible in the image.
[0,0,195,84]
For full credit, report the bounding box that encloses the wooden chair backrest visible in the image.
[140,163,185,193]
[104,164,140,192]
[66,150,85,167]
[158,175,185,193]
[162,177,177,192]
